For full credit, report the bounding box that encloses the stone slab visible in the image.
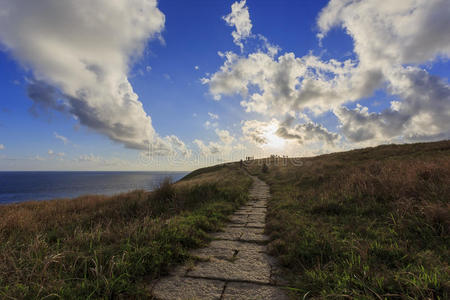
[213,227,269,243]
[237,207,266,214]
[246,222,265,228]
[240,205,254,210]
[228,223,246,228]
[187,255,271,284]
[190,247,236,261]
[252,201,268,207]
[152,276,224,300]
[247,214,266,223]
[236,211,266,216]
[234,212,250,215]
[237,249,275,264]
[229,215,248,224]
[222,282,289,300]
[244,212,266,216]
[208,240,267,252]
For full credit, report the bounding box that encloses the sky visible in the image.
[0,0,449,171]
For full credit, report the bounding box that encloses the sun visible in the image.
[263,123,286,149]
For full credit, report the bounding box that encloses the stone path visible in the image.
[150,175,289,299]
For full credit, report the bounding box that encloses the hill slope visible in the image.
[245,140,449,298]
[0,164,251,298]
[1,140,448,298]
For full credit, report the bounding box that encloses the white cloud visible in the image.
[0,0,183,152]
[47,149,54,155]
[208,112,219,120]
[194,65,199,70]
[242,119,272,145]
[54,132,69,144]
[317,0,450,144]
[223,0,252,51]
[242,118,338,147]
[317,0,450,66]
[215,128,234,144]
[204,120,218,129]
[164,135,191,157]
[0,144,4,150]
[139,135,192,158]
[193,139,219,156]
[335,68,450,144]
[276,118,339,145]
[193,128,237,157]
[204,0,450,146]
[241,118,343,157]
[146,65,152,72]
[192,139,207,155]
[203,47,379,115]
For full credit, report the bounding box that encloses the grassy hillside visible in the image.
[246,140,449,299]
[0,164,251,299]
[1,141,448,299]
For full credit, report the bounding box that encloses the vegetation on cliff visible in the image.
[0,165,251,298]
[1,140,449,299]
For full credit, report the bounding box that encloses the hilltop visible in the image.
[244,140,450,298]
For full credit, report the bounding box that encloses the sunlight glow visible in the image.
[263,123,286,149]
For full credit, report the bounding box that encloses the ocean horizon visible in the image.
[0,171,188,204]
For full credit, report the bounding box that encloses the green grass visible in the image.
[0,165,252,299]
[2,141,449,299]
[246,140,450,299]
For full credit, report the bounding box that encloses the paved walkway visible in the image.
[150,175,289,299]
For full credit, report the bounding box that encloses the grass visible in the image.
[0,164,252,299]
[244,140,450,299]
[2,141,449,299]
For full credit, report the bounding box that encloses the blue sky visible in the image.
[0,0,449,171]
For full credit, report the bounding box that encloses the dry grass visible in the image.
[246,140,450,299]
[2,140,448,299]
[0,165,252,299]
[175,164,240,187]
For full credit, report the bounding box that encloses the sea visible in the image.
[0,171,188,204]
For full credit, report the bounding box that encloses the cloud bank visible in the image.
[0,0,188,155]
[204,0,450,148]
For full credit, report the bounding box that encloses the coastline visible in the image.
[1,140,449,299]
[0,171,189,204]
